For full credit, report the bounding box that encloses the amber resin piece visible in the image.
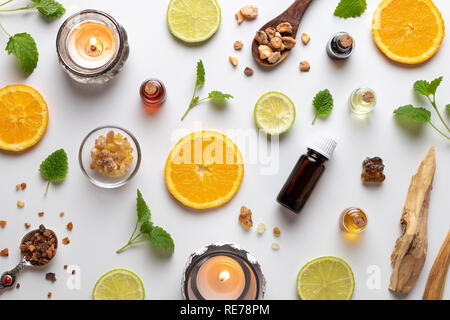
[239,206,253,229]
[361,157,385,184]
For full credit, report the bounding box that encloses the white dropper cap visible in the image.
[308,137,337,160]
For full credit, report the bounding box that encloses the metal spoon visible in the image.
[0,226,58,290]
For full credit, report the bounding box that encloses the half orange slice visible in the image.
[372,0,445,64]
[165,131,244,209]
[0,85,48,151]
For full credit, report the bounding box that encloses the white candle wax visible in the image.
[196,256,246,300]
[67,21,117,69]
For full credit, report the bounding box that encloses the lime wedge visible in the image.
[92,269,145,300]
[297,256,355,300]
[167,0,221,43]
[254,92,296,135]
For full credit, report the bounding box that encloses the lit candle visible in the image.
[67,21,117,69]
[196,256,246,300]
[183,243,265,300]
[56,10,129,84]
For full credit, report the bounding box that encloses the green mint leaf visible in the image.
[140,221,154,234]
[394,105,431,123]
[39,149,68,182]
[32,0,66,19]
[5,33,38,75]
[312,89,334,124]
[137,189,151,222]
[147,226,174,252]
[196,60,205,87]
[334,0,367,18]
[208,91,233,100]
[446,104,450,111]
[118,189,175,254]
[428,76,443,96]
[413,80,431,97]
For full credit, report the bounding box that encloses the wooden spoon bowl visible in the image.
[252,0,314,68]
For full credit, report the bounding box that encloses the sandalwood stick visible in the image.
[389,146,436,294]
[423,230,450,300]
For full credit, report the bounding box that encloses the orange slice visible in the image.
[372,0,445,64]
[165,131,244,209]
[0,85,48,151]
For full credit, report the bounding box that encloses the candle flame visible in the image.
[87,36,103,56]
[90,37,97,47]
[219,270,230,283]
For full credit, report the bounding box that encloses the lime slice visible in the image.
[167,0,221,43]
[92,269,145,300]
[297,256,355,300]
[254,92,296,135]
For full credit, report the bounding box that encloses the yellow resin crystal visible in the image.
[90,131,134,178]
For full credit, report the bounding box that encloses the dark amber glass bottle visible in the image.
[277,137,337,214]
[326,32,354,60]
[140,79,166,108]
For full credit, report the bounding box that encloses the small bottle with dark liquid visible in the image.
[277,137,337,214]
[326,32,354,60]
[140,79,166,109]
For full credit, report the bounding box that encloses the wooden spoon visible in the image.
[251,0,314,68]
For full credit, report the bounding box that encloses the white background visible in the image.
[0,0,449,300]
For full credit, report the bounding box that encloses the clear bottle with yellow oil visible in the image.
[349,88,376,115]
[339,207,368,234]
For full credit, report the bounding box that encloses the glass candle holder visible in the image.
[182,243,265,300]
[56,10,129,84]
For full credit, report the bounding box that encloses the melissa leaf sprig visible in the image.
[181,60,233,121]
[39,149,69,195]
[394,76,450,140]
[334,0,367,18]
[0,0,65,75]
[117,189,174,254]
[312,89,334,125]
[0,0,65,19]
[4,32,38,75]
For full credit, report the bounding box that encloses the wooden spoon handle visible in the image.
[423,230,450,300]
[279,0,314,26]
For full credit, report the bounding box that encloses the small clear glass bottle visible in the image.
[339,207,368,234]
[56,10,129,84]
[277,137,337,214]
[349,88,376,115]
[326,32,355,60]
[140,79,166,109]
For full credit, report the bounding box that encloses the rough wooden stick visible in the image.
[423,230,450,300]
[389,146,436,294]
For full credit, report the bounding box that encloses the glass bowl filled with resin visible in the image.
[79,126,141,188]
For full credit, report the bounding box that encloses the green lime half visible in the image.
[297,256,355,300]
[92,269,145,300]
[254,92,296,135]
[167,0,221,43]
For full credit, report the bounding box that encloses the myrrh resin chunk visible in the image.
[361,157,385,184]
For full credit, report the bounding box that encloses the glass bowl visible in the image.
[79,125,141,188]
